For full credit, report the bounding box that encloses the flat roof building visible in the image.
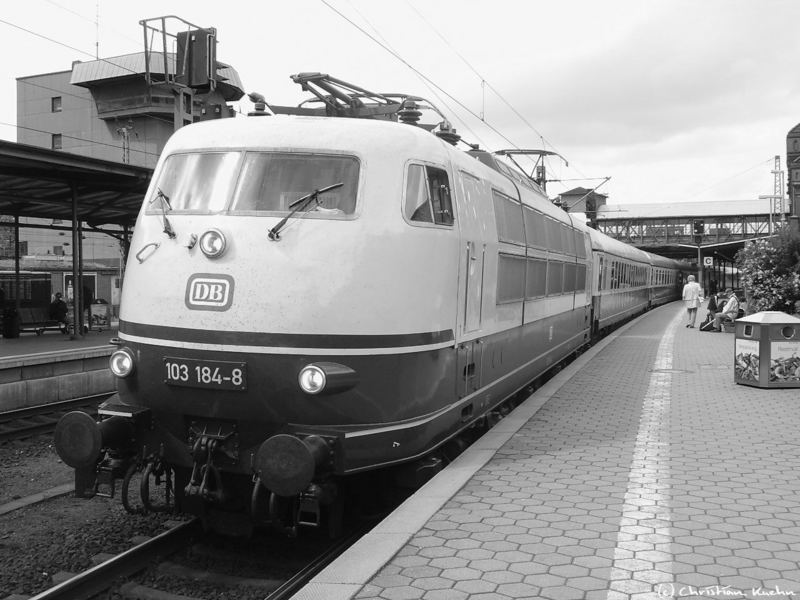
[16,51,244,169]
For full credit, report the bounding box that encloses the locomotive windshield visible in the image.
[146,152,241,213]
[146,152,359,216]
[231,153,358,215]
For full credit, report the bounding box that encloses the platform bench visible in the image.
[18,307,65,335]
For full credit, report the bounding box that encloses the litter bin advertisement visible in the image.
[770,340,800,383]
[734,338,760,383]
[735,311,800,388]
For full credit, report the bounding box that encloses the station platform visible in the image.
[297,302,800,600]
[0,325,118,412]
[0,326,118,359]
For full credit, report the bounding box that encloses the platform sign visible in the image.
[703,257,713,267]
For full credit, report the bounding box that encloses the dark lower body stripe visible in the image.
[119,320,454,349]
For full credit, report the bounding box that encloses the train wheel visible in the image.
[121,462,145,514]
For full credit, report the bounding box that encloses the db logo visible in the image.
[185,274,234,311]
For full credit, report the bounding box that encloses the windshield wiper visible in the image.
[149,187,176,239]
[268,182,344,241]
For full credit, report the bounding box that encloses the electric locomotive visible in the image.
[54,76,688,534]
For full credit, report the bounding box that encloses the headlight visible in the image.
[297,362,359,395]
[109,348,135,378]
[298,365,326,394]
[199,228,227,258]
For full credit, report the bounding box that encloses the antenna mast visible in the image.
[773,155,786,223]
[95,0,100,59]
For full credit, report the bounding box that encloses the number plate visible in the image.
[163,357,247,390]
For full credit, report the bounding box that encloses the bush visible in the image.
[735,228,800,314]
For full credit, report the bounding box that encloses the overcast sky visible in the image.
[1,0,798,208]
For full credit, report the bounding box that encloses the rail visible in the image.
[0,393,111,442]
[27,519,201,600]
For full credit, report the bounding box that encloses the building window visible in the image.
[52,134,62,150]
[51,97,62,112]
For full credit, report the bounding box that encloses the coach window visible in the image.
[574,231,586,258]
[544,218,561,252]
[524,206,546,248]
[561,224,575,255]
[525,258,547,298]
[497,254,526,303]
[547,261,564,296]
[576,264,587,291]
[564,262,577,293]
[405,164,454,226]
[493,190,525,244]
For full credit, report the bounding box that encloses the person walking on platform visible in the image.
[712,288,740,332]
[682,275,703,328]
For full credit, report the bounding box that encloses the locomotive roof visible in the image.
[161,114,454,158]
[159,115,682,268]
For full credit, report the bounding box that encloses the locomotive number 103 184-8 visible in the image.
[164,358,247,390]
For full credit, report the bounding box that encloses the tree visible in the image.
[736,228,800,314]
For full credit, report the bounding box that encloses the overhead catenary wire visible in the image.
[403,2,556,151]
[402,1,592,188]
[319,0,525,153]
[0,120,160,160]
[322,0,592,197]
[686,158,775,201]
[341,0,489,149]
[0,15,194,91]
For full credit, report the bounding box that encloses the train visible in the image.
[54,80,691,536]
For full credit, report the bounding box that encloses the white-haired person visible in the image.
[681,275,703,328]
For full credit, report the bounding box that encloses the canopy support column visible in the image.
[70,183,81,339]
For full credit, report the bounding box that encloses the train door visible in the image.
[455,170,486,398]
[456,171,486,336]
[592,253,604,334]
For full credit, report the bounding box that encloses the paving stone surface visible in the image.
[353,304,800,600]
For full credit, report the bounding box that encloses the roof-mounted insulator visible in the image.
[435,120,461,146]
[247,92,272,117]
[398,100,422,125]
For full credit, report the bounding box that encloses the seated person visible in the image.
[704,292,718,325]
[712,289,739,331]
[49,292,68,325]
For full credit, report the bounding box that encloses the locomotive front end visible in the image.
[54,115,462,535]
[53,120,367,533]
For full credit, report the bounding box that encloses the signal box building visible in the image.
[16,52,245,168]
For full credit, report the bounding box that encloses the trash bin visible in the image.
[734,311,800,388]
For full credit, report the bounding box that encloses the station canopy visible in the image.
[0,140,152,227]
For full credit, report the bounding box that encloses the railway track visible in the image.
[26,518,201,600]
[21,517,371,600]
[0,394,111,443]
